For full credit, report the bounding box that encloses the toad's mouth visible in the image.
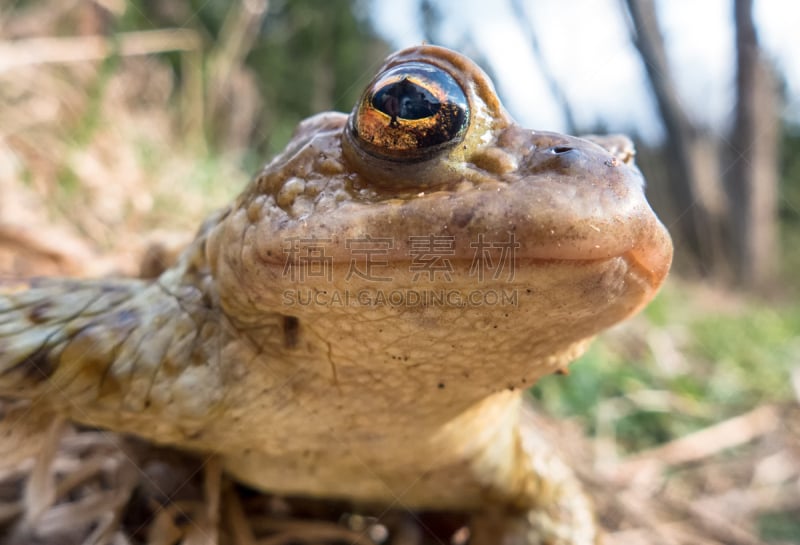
[264,223,672,297]
[620,244,673,291]
[513,224,673,290]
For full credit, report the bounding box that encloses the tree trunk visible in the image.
[728,0,780,289]
[623,0,728,278]
[510,0,578,134]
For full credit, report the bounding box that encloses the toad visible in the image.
[0,45,672,544]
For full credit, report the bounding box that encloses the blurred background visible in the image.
[1,0,799,543]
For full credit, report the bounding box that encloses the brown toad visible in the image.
[0,45,672,544]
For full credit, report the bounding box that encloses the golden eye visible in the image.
[350,62,469,161]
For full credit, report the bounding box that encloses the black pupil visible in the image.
[356,62,469,157]
[372,78,440,121]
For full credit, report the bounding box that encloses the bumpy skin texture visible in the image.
[0,46,672,544]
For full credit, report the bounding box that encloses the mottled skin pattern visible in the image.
[0,46,672,544]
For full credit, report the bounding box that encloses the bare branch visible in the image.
[510,0,578,134]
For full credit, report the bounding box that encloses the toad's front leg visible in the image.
[469,434,597,545]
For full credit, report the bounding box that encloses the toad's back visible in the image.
[0,45,672,544]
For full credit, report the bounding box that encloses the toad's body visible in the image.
[0,46,671,544]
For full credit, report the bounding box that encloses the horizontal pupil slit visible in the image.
[372,79,441,121]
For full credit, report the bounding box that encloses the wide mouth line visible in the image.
[283,250,643,268]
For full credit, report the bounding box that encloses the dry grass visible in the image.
[0,43,246,275]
